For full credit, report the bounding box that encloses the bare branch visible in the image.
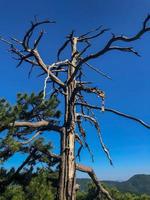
[10,37,23,44]
[78,89,95,113]
[22,19,55,51]
[57,30,75,61]
[76,113,113,165]
[76,163,113,200]
[28,64,35,78]
[43,65,51,100]
[0,120,62,133]
[79,28,109,42]
[1,21,65,88]
[76,145,83,161]
[19,130,42,144]
[31,49,65,88]
[78,26,103,39]
[57,39,70,61]
[76,102,150,129]
[16,53,33,67]
[0,36,38,67]
[84,61,112,80]
[75,133,83,145]
[106,107,150,129]
[0,36,12,45]
[77,41,91,58]
[77,118,94,162]
[75,134,84,160]
[80,15,150,63]
[143,14,150,29]
[77,85,105,99]
[10,47,39,66]
[34,30,44,49]
[109,46,140,56]
[40,148,61,161]
[48,59,69,70]
[78,25,109,41]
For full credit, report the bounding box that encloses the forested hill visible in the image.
[77,174,150,195]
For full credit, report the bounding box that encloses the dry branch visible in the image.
[78,26,109,41]
[76,113,113,165]
[80,15,150,63]
[84,61,112,80]
[76,117,94,161]
[76,102,150,129]
[76,163,113,200]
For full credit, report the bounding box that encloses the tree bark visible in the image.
[58,37,77,200]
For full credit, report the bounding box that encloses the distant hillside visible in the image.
[77,174,150,195]
[76,178,92,192]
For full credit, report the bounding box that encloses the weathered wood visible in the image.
[58,37,78,200]
[76,163,113,200]
[3,17,150,200]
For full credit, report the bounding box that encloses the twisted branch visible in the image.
[81,15,150,63]
[77,117,94,162]
[76,163,113,200]
[76,113,113,165]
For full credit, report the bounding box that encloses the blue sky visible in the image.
[0,0,150,181]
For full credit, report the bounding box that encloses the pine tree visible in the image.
[0,92,60,193]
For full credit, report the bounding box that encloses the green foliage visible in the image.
[140,194,150,200]
[0,91,60,131]
[0,98,15,127]
[103,174,150,195]
[77,178,92,192]
[25,169,55,200]
[0,92,60,165]
[15,92,61,121]
[85,184,99,200]
[0,91,61,198]
[76,181,150,200]
[0,168,56,200]
[32,137,52,152]
[0,185,25,200]
[76,191,87,200]
[77,175,150,196]
[1,168,150,200]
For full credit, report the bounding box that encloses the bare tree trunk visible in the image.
[58,37,77,200]
[58,128,66,200]
[64,86,76,200]
[58,103,76,200]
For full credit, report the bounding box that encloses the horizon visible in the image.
[77,172,150,182]
[78,173,150,182]
[0,0,150,181]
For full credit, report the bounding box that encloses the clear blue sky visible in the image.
[0,0,150,181]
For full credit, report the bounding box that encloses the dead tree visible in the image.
[1,15,150,200]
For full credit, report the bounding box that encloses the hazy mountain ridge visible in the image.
[77,174,150,195]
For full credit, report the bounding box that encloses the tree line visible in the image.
[1,167,150,200]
